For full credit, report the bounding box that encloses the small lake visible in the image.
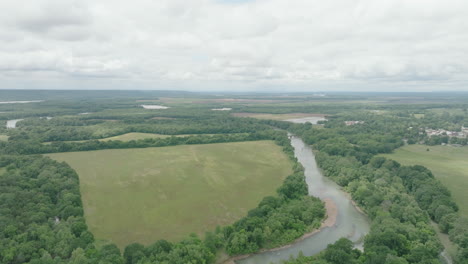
[141,105,170,109]
[6,119,24,129]
[0,100,43,104]
[238,117,369,264]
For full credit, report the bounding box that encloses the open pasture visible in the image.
[47,141,292,248]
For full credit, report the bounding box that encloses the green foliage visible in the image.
[277,173,309,200]
[0,155,123,264]
[224,195,325,255]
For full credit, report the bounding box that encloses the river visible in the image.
[238,118,370,264]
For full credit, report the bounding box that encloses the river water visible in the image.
[238,118,370,264]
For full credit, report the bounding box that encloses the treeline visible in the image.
[2,116,298,155]
[286,115,468,263]
[10,116,275,142]
[1,131,280,155]
[0,156,123,264]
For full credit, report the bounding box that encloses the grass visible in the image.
[47,141,292,249]
[380,144,468,218]
[0,134,8,141]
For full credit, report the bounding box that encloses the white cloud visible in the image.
[0,0,468,91]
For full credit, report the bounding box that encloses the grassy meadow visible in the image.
[381,144,468,218]
[47,141,292,249]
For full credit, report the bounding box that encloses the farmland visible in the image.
[47,140,292,248]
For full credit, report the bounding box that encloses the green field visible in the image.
[0,134,8,141]
[47,141,292,248]
[381,145,468,218]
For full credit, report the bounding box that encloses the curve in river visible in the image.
[238,118,370,264]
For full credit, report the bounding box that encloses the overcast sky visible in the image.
[1,0,467,92]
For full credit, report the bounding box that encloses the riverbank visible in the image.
[220,198,338,264]
[219,134,370,264]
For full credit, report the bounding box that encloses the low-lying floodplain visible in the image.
[47,140,292,248]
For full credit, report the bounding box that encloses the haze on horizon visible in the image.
[0,0,467,92]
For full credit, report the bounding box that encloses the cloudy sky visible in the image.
[1,0,467,91]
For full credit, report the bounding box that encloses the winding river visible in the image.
[238,118,370,264]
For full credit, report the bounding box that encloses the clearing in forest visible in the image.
[381,144,468,218]
[47,141,292,249]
